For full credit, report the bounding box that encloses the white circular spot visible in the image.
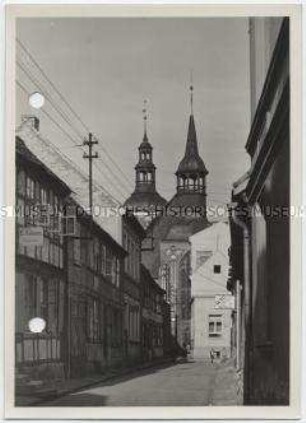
[29,92,45,109]
[28,317,46,333]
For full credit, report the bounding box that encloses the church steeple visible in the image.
[135,100,156,193]
[176,82,208,196]
[124,100,167,227]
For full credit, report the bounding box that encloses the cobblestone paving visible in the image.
[42,360,239,406]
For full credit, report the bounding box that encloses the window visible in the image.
[26,176,35,199]
[40,187,48,205]
[129,306,139,341]
[73,224,81,265]
[42,237,50,263]
[214,264,221,274]
[101,244,106,275]
[86,298,100,342]
[208,314,223,337]
[16,198,25,227]
[106,249,113,278]
[111,256,117,284]
[62,216,76,236]
[93,238,100,273]
[116,259,120,287]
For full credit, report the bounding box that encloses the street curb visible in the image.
[16,357,175,406]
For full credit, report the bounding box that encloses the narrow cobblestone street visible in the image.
[38,360,239,407]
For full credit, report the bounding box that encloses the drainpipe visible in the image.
[231,205,251,335]
[235,279,242,370]
[229,202,251,401]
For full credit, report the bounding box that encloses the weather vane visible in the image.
[190,70,194,115]
[142,99,148,133]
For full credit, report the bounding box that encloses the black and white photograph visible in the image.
[3,3,302,419]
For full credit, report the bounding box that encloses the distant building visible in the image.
[141,265,166,361]
[121,213,146,365]
[15,135,71,396]
[124,111,167,229]
[190,221,233,360]
[141,87,210,350]
[228,18,289,404]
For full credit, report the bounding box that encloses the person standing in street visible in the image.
[210,349,214,365]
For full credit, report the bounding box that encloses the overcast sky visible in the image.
[16,17,251,207]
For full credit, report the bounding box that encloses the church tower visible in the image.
[141,81,210,349]
[124,101,167,228]
[169,81,209,218]
[135,125,156,195]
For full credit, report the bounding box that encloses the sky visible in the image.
[16,17,251,208]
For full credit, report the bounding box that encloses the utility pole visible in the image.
[83,133,98,216]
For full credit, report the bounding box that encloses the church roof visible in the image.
[176,114,208,176]
[124,190,167,210]
[139,130,153,150]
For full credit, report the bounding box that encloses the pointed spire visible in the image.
[185,114,199,157]
[190,70,194,115]
[142,99,148,141]
[175,77,208,177]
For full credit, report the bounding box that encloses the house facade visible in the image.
[141,265,165,361]
[15,134,71,396]
[190,221,233,360]
[228,18,290,405]
[121,213,146,365]
[65,200,126,377]
[15,119,172,400]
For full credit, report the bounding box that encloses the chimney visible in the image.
[22,115,40,131]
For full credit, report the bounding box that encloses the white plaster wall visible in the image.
[193,296,232,360]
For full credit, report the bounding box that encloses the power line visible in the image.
[17,40,132,197]
[16,80,122,205]
[17,60,85,142]
[16,75,129,201]
[17,38,91,134]
[93,134,134,191]
[16,79,81,147]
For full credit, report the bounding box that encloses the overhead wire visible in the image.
[16,68,129,200]
[16,69,129,201]
[16,79,122,205]
[16,39,132,198]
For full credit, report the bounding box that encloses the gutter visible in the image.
[230,204,251,327]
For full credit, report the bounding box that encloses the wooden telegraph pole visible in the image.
[83,133,98,216]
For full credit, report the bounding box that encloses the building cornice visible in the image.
[245,18,289,157]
